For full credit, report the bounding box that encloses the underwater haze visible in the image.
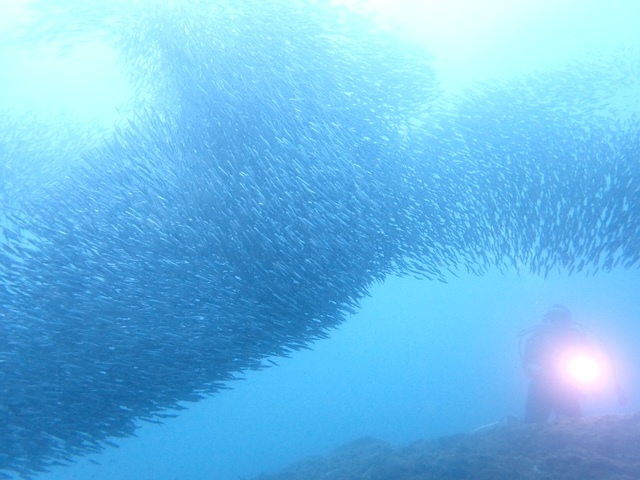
[1,0,640,479]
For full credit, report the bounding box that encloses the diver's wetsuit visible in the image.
[523,323,588,423]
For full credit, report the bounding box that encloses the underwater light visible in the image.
[558,349,606,390]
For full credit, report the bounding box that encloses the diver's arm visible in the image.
[587,331,628,405]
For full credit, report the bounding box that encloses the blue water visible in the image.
[2,1,640,479]
[33,269,640,480]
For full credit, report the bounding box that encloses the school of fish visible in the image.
[1,0,639,477]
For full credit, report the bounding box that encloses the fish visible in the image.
[1,0,639,478]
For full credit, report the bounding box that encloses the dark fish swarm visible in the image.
[1,0,639,477]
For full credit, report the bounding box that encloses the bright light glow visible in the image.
[558,350,607,390]
[0,40,132,127]
[0,0,132,127]
[0,0,33,33]
[336,0,640,91]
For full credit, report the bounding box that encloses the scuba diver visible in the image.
[520,304,626,423]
